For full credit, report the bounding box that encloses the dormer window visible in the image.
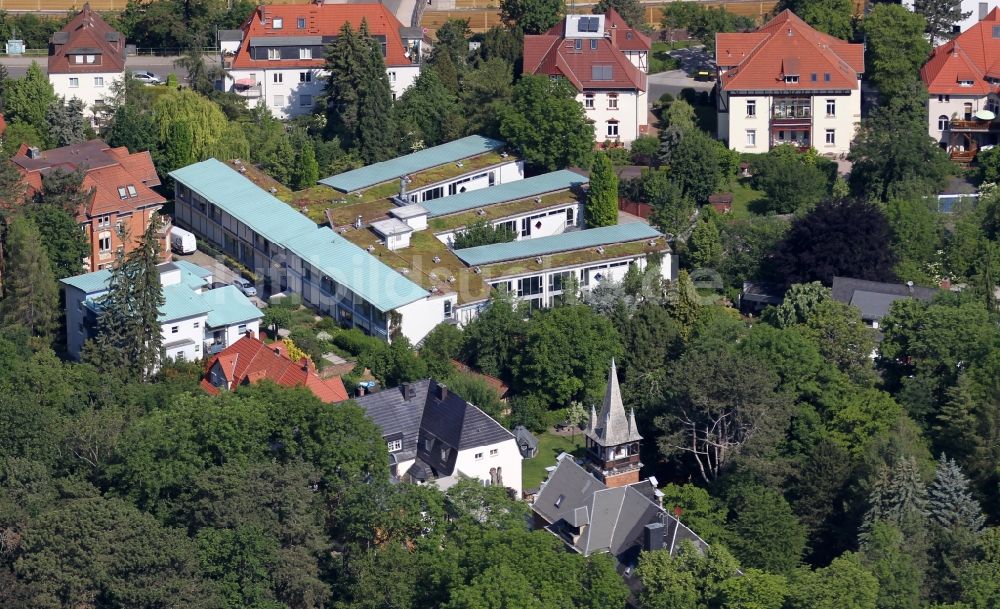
[127,185,137,198]
[958,79,974,87]
[273,17,283,29]
[297,17,306,28]
[387,438,402,452]
[117,186,128,200]
[784,75,799,84]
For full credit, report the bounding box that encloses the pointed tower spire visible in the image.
[585,359,642,446]
[628,408,638,436]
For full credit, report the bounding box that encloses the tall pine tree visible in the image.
[356,19,397,163]
[585,153,618,228]
[324,21,365,146]
[914,0,971,46]
[861,457,929,543]
[928,453,985,533]
[0,215,57,339]
[87,214,165,381]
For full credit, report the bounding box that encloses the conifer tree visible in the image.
[293,141,320,190]
[687,214,722,269]
[324,21,364,145]
[40,167,92,215]
[585,153,619,228]
[914,0,971,46]
[861,457,928,542]
[928,453,985,533]
[88,214,165,381]
[0,215,57,339]
[356,19,397,163]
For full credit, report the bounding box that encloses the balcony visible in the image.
[950,149,977,163]
[233,83,262,98]
[949,118,1000,132]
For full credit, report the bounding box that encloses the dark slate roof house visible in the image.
[531,361,709,571]
[831,276,939,327]
[353,379,523,496]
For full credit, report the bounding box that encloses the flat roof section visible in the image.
[371,217,413,237]
[454,223,663,267]
[319,136,505,193]
[420,169,587,218]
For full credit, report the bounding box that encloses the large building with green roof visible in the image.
[61,261,263,363]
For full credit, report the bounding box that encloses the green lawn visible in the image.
[522,431,585,491]
[727,180,766,218]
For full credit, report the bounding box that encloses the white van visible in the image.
[170,226,196,254]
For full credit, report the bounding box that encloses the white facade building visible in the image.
[354,380,524,497]
[715,10,865,155]
[524,11,650,145]
[61,260,262,363]
[47,4,126,119]
[222,3,423,119]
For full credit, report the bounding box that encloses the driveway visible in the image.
[647,46,715,105]
[172,249,266,306]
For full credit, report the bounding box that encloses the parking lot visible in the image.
[648,45,716,104]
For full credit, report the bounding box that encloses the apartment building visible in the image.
[523,10,650,145]
[222,3,423,119]
[11,139,165,272]
[921,8,1000,162]
[715,10,864,155]
[62,260,262,362]
[48,3,125,119]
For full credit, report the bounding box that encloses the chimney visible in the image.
[643,522,666,551]
[299,357,310,372]
[401,382,410,400]
[436,383,448,401]
[245,328,256,339]
[27,146,40,159]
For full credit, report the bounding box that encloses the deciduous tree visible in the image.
[499,0,564,34]
[863,5,932,101]
[499,75,594,171]
[593,0,644,28]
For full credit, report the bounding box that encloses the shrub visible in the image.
[333,328,383,356]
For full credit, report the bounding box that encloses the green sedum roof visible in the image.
[420,170,587,218]
[454,223,664,267]
[169,159,429,313]
[318,136,505,193]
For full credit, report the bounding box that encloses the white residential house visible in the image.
[353,379,523,498]
[222,3,422,119]
[61,260,263,363]
[715,10,864,155]
[48,3,126,119]
[920,8,1000,162]
[523,10,650,145]
[902,0,1000,37]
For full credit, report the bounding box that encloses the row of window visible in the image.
[68,76,105,88]
[474,449,501,460]
[71,54,98,64]
[782,72,833,84]
[273,94,313,108]
[745,98,836,117]
[272,71,312,83]
[583,92,618,110]
[267,47,313,60]
[269,17,307,29]
[744,128,836,147]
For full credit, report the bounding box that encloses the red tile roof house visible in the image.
[523,10,651,145]
[921,8,1000,163]
[219,3,424,119]
[201,332,349,403]
[715,10,864,155]
[11,139,167,273]
[48,3,126,121]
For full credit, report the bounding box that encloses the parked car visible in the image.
[169,226,196,254]
[233,277,257,297]
[132,71,161,85]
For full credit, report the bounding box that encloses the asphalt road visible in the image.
[1,54,221,81]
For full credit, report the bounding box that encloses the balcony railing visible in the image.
[233,84,262,98]
[772,108,812,120]
[950,149,977,163]
[949,119,1000,132]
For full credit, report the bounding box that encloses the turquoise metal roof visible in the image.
[454,223,664,266]
[159,284,212,322]
[172,260,213,279]
[170,159,318,244]
[170,159,429,313]
[201,285,264,328]
[421,170,587,218]
[285,227,429,312]
[319,136,505,193]
[61,268,112,294]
